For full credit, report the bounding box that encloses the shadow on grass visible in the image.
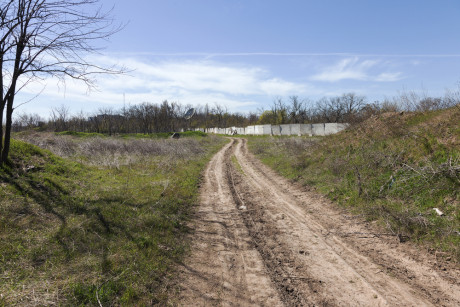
[0,165,189,305]
[0,167,163,251]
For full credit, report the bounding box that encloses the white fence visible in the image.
[196,123,348,136]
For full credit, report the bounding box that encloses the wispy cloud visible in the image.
[19,56,309,112]
[311,57,404,82]
[96,57,309,97]
[374,72,403,82]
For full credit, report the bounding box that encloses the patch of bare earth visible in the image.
[177,138,460,306]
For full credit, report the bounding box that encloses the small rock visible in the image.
[239,205,247,210]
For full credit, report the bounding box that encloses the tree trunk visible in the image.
[0,58,4,164]
[0,106,4,165]
[1,94,14,163]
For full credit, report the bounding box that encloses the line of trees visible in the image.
[11,90,460,134]
[13,100,260,134]
[257,93,368,125]
[257,90,460,125]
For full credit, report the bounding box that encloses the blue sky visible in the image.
[18,0,460,117]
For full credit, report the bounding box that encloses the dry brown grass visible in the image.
[16,132,216,168]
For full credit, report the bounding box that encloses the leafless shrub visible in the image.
[12,113,44,132]
[399,157,460,184]
[380,99,401,113]
[396,88,460,112]
[16,133,214,168]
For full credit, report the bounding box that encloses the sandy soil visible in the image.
[177,138,460,306]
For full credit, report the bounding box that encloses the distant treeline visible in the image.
[12,90,460,134]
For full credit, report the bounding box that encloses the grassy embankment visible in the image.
[0,131,226,306]
[247,107,459,260]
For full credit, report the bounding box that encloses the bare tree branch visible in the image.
[0,0,125,164]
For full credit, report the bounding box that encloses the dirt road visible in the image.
[178,138,460,306]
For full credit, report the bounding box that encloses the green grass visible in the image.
[56,131,105,138]
[0,134,226,305]
[231,155,244,175]
[247,107,460,261]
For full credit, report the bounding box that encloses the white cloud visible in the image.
[19,55,309,113]
[375,72,403,82]
[259,78,308,96]
[311,57,404,82]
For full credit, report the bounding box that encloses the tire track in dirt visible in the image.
[178,138,460,306]
[234,138,460,306]
[177,139,283,306]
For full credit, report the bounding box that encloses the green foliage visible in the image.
[0,136,226,305]
[179,130,207,137]
[248,107,460,260]
[257,109,288,125]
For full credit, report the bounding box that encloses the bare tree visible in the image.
[0,0,123,164]
[13,111,43,130]
[50,104,70,131]
[340,93,366,116]
[316,97,343,122]
[213,103,226,128]
[315,93,366,123]
[288,95,308,123]
[270,97,288,124]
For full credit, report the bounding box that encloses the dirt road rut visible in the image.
[178,138,460,306]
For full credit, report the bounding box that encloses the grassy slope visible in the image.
[248,107,460,260]
[0,134,226,306]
